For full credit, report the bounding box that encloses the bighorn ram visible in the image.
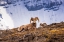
[18,17,39,32]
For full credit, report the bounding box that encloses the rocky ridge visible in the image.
[0,22,64,42]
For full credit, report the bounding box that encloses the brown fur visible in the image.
[30,17,39,23]
[18,23,36,31]
[18,17,39,32]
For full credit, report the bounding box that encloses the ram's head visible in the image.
[30,17,39,23]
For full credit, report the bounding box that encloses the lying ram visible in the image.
[18,17,39,32]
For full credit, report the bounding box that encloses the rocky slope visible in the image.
[0,22,64,42]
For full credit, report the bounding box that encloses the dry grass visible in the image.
[0,22,64,42]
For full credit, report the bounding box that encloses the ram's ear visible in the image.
[35,17,39,22]
[30,17,33,23]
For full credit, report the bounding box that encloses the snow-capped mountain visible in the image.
[22,0,62,11]
[0,0,64,30]
[0,18,7,30]
[0,0,63,11]
[0,6,14,30]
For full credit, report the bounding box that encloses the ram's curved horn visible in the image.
[30,17,33,23]
[35,17,39,22]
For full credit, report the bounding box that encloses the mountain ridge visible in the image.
[0,21,64,42]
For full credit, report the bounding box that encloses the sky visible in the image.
[0,0,64,30]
